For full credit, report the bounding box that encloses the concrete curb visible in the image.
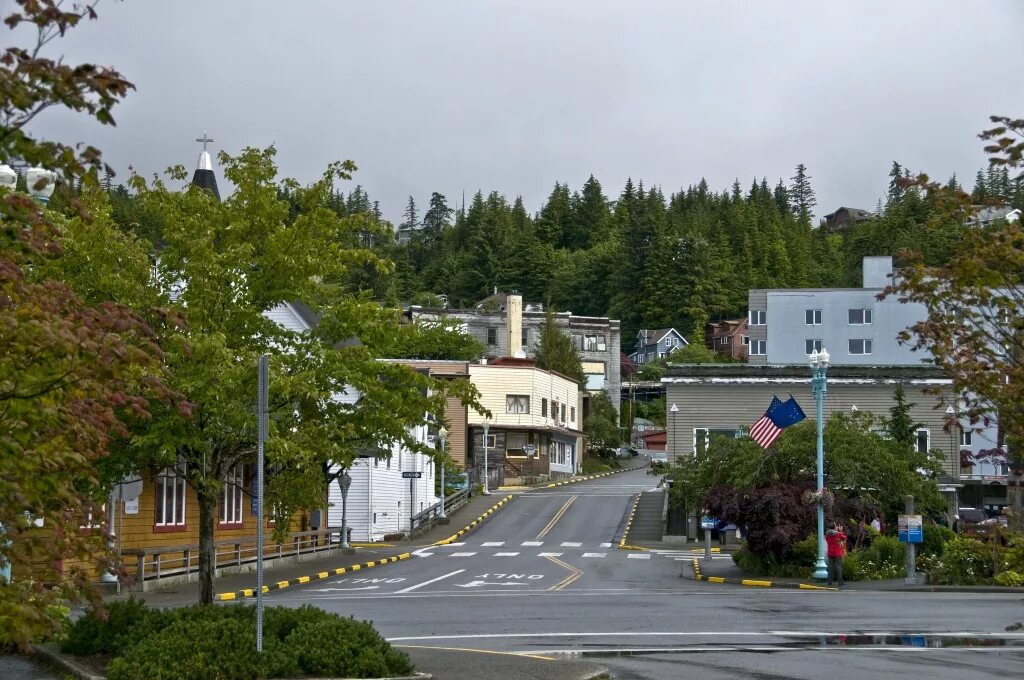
[543,465,644,489]
[433,495,514,546]
[617,493,646,551]
[690,559,836,591]
[216,553,412,601]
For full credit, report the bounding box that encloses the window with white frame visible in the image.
[848,308,872,325]
[749,339,766,355]
[506,395,530,414]
[541,398,548,417]
[960,429,973,447]
[849,339,873,355]
[570,406,576,423]
[155,464,186,528]
[805,309,822,325]
[915,429,930,454]
[584,334,606,352]
[483,433,496,449]
[742,335,749,346]
[748,310,766,326]
[665,336,675,349]
[805,339,823,354]
[486,327,497,345]
[220,464,245,526]
[694,428,741,457]
[560,403,566,422]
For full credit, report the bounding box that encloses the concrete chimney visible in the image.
[862,256,894,288]
[507,294,523,355]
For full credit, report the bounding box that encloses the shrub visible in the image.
[0,582,70,652]
[70,602,412,679]
[924,536,999,585]
[994,570,1024,587]
[63,597,154,656]
[920,524,956,558]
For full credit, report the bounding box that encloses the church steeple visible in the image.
[191,131,220,200]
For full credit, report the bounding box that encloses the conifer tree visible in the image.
[534,311,586,385]
[972,169,988,201]
[789,163,816,222]
[887,161,905,204]
[400,195,419,231]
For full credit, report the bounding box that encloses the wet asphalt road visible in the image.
[261,467,1024,678]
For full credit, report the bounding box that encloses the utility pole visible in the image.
[256,354,268,652]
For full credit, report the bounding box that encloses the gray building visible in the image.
[747,256,928,366]
[662,363,962,518]
[745,255,1004,512]
[407,292,622,414]
[629,328,688,365]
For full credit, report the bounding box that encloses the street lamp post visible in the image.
[337,470,352,549]
[482,418,491,495]
[437,426,448,519]
[669,403,679,460]
[808,349,831,581]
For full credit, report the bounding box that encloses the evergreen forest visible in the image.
[91,161,1024,345]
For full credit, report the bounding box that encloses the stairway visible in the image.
[627,490,665,543]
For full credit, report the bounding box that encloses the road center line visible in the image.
[535,495,577,540]
[394,569,466,594]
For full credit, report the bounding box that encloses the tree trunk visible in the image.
[198,487,217,604]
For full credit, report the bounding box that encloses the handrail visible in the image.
[411,489,470,533]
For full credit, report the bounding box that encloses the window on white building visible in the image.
[749,340,766,355]
[541,398,548,417]
[849,339,873,355]
[805,339,823,354]
[960,430,973,447]
[805,309,822,325]
[487,327,497,345]
[848,308,872,325]
[506,395,530,414]
[155,464,186,528]
[570,406,576,422]
[220,464,245,526]
[748,310,766,326]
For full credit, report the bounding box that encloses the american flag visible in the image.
[750,396,806,449]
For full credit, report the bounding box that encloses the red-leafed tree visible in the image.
[0,1,175,648]
[885,116,1024,530]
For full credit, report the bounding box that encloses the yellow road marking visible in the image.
[545,554,583,591]
[394,644,554,661]
[535,495,577,540]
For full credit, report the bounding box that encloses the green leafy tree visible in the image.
[584,391,620,457]
[533,311,586,385]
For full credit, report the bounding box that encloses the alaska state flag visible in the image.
[750,396,807,449]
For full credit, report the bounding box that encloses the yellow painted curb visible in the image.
[215,553,412,601]
[689,557,836,591]
[433,495,514,546]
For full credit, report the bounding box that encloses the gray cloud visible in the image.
[28,0,1024,223]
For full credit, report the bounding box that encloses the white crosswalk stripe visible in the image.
[538,552,563,557]
[582,552,606,558]
[449,552,476,557]
[482,541,505,547]
[561,542,582,547]
[600,542,612,548]
[627,553,651,560]
[521,541,543,546]
[494,552,520,557]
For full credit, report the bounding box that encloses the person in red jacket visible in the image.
[825,523,847,587]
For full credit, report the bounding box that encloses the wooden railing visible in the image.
[122,528,343,585]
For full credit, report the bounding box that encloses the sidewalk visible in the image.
[690,555,1024,594]
[117,492,514,607]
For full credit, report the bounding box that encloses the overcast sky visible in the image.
[27,0,1024,224]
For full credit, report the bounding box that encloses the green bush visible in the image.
[920,524,956,558]
[62,597,154,656]
[994,570,1024,587]
[0,581,71,652]
[67,602,412,679]
[732,539,814,578]
[924,536,999,585]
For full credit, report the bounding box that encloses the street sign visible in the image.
[402,471,422,479]
[897,514,923,543]
[700,516,717,530]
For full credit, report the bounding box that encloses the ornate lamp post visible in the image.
[337,470,352,549]
[437,426,448,519]
[808,348,831,581]
[24,167,57,203]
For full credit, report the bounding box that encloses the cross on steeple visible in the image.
[195,131,214,152]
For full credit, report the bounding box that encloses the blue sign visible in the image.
[700,516,717,530]
[898,514,923,543]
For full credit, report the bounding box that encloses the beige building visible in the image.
[468,358,583,487]
[663,364,961,510]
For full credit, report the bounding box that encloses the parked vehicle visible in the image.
[957,507,988,536]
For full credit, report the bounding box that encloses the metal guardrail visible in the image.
[411,489,470,535]
[123,528,343,584]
